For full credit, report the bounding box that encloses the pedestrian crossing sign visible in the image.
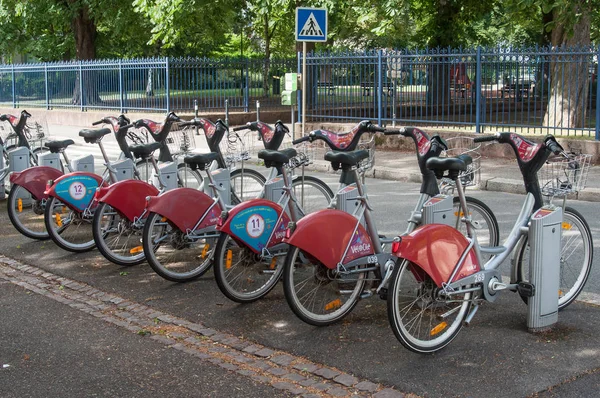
[296,7,327,42]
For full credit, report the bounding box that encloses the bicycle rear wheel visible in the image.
[290,175,334,216]
[387,259,472,353]
[213,233,284,303]
[7,184,49,240]
[142,211,215,282]
[230,168,266,204]
[283,246,367,326]
[515,207,593,309]
[44,196,96,252]
[452,196,499,248]
[92,202,145,266]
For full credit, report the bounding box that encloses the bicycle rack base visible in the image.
[527,205,561,332]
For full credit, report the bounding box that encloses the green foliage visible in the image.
[1,0,599,64]
[132,0,242,56]
[0,0,154,62]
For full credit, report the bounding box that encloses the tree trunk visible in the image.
[70,3,101,106]
[427,0,461,107]
[146,69,154,97]
[262,14,271,97]
[543,4,591,129]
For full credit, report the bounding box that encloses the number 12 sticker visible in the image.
[69,181,86,200]
[246,214,265,238]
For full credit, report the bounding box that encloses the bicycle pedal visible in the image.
[517,282,535,297]
[360,290,373,299]
[378,288,388,300]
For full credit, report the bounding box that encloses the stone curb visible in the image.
[0,255,410,398]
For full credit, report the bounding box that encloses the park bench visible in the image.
[450,82,470,98]
[360,81,394,96]
[501,81,534,99]
[317,81,336,95]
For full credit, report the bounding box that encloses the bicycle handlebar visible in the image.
[383,129,405,135]
[232,124,248,132]
[292,136,311,145]
[544,135,564,155]
[92,120,103,126]
[369,125,386,133]
[430,135,448,153]
[178,120,196,128]
[473,134,499,143]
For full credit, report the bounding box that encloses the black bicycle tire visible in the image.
[7,183,50,240]
[92,202,146,266]
[452,196,500,247]
[515,206,593,310]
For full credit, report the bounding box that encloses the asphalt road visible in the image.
[1,171,600,397]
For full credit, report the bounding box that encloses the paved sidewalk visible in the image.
[0,119,598,398]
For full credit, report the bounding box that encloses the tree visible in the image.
[132,0,241,56]
[513,0,594,129]
[544,3,592,129]
[242,0,294,96]
[0,0,154,105]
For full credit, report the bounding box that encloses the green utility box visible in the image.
[281,90,297,106]
[284,73,298,91]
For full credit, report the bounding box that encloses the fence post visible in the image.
[377,49,383,125]
[78,61,84,111]
[11,64,15,108]
[244,59,249,113]
[297,52,302,127]
[165,57,170,113]
[44,64,49,109]
[118,59,124,113]
[475,47,482,133]
[596,46,600,141]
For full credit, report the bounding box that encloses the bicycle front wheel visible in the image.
[283,246,367,326]
[44,196,96,252]
[142,211,214,282]
[387,259,472,353]
[92,202,145,266]
[516,207,593,309]
[7,184,49,240]
[290,175,334,216]
[452,196,499,248]
[213,233,284,303]
[230,168,266,204]
[177,163,203,189]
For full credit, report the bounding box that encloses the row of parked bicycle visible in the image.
[1,109,593,353]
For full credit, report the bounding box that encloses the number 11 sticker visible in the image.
[246,214,265,238]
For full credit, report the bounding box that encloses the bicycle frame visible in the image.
[283,127,454,287]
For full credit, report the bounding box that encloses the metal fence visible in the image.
[0,47,599,138]
[301,46,600,138]
[0,56,297,113]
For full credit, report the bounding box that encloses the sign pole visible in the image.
[295,7,327,138]
[302,42,307,138]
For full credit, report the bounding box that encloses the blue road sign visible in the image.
[296,7,327,42]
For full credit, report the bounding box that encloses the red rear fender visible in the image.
[146,188,220,232]
[219,199,289,254]
[393,224,480,287]
[9,166,64,200]
[283,209,373,269]
[95,180,159,222]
